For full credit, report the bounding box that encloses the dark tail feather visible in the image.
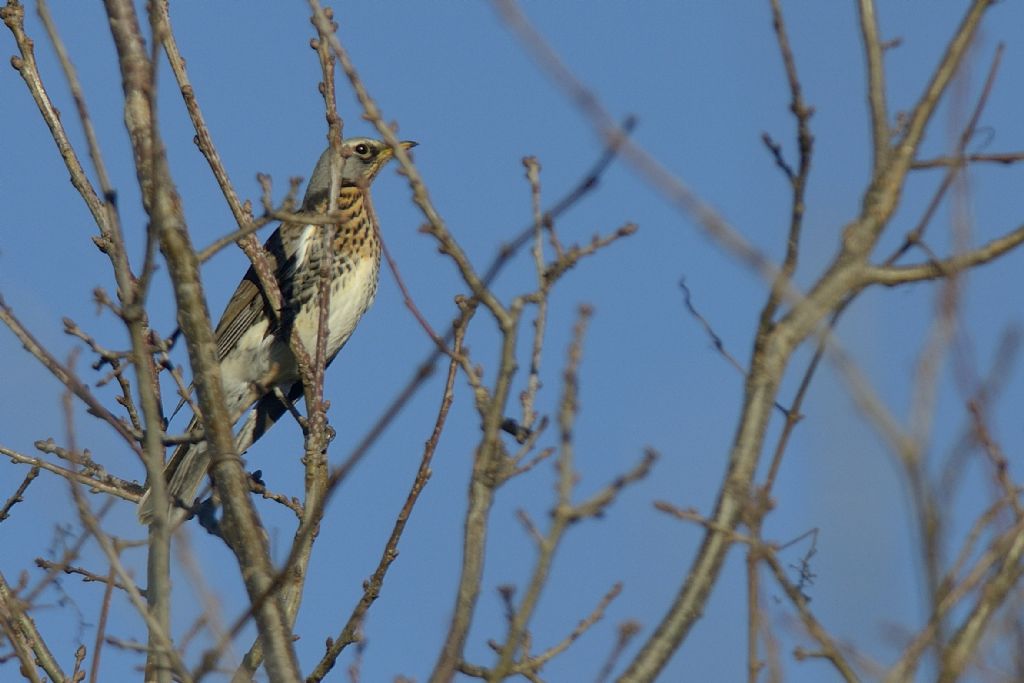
[137,415,204,524]
[236,382,304,454]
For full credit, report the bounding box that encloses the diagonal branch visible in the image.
[865,223,1024,286]
[0,296,141,451]
[894,1,993,167]
[1,445,141,501]
[103,2,301,681]
[307,311,466,681]
[891,44,1006,265]
[0,570,65,682]
[0,467,38,522]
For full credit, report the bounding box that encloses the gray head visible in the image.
[303,137,416,209]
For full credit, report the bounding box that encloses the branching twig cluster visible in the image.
[2,0,1023,682]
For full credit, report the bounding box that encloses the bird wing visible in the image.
[166,263,268,422]
[169,222,311,417]
[212,269,268,361]
[212,226,290,361]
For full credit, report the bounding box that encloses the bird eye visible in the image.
[354,143,370,156]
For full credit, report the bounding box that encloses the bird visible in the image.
[138,137,416,524]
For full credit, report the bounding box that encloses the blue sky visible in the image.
[3,2,1024,681]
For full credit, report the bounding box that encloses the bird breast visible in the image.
[276,198,381,370]
[293,252,379,358]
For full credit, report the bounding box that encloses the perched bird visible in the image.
[138,137,416,524]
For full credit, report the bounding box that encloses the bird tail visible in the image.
[135,383,304,525]
[137,415,210,525]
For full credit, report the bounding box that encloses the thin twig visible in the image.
[34,559,145,597]
[1,445,142,501]
[307,310,467,681]
[680,278,750,378]
[891,45,1006,265]
[492,308,655,677]
[0,467,39,522]
[912,151,1024,169]
[88,565,116,683]
[36,0,114,195]
[595,621,642,683]
[763,552,860,682]
[521,156,548,431]
[762,0,815,327]
[493,0,784,290]
[0,570,57,683]
[0,297,141,451]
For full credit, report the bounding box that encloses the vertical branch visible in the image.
[760,0,814,327]
[230,9,346,680]
[305,0,344,478]
[308,0,344,443]
[291,0,345,622]
[286,0,344,637]
[750,4,814,678]
[129,14,171,683]
[88,565,116,683]
[429,315,520,682]
[857,0,890,169]
[745,531,763,683]
[520,156,548,430]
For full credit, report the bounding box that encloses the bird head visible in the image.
[303,137,417,208]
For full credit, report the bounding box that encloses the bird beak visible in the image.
[381,140,416,163]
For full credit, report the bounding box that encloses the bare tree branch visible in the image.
[866,223,1024,286]
[857,0,890,169]
[103,1,301,680]
[0,570,65,682]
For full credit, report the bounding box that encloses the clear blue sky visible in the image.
[2,2,1024,681]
